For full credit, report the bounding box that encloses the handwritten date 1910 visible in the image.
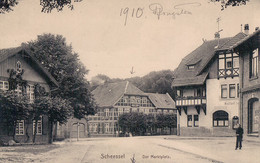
[120,7,144,26]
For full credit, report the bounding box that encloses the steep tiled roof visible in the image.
[172,72,208,87]
[231,29,260,50]
[91,81,145,108]
[217,32,248,51]
[0,46,59,87]
[172,38,230,87]
[146,93,175,109]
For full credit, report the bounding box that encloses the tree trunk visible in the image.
[33,119,38,143]
[12,121,17,142]
[25,119,30,143]
[49,120,54,144]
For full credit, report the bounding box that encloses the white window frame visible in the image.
[16,61,22,73]
[33,117,42,135]
[16,120,24,135]
[0,81,9,90]
[187,115,192,127]
[27,85,35,103]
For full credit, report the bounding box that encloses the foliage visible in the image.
[7,69,27,91]
[0,0,83,14]
[90,70,175,98]
[118,112,177,136]
[0,0,18,14]
[0,90,30,139]
[209,0,249,10]
[0,68,30,140]
[128,70,175,98]
[40,0,82,13]
[25,33,96,119]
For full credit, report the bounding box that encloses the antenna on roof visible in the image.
[215,17,223,49]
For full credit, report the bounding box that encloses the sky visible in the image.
[0,0,260,80]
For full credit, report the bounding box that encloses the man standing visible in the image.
[236,124,244,150]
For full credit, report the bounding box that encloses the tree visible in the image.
[90,74,111,91]
[209,0,249,10]
[0,0,83,14]
[164,114,177,134]
[91,70,175,99]
[0,90,30,141]
[0,0,18,14]
[25,33,96,120]
[31,84,49,143]
[0,68,31,142]
[47,96,72,143]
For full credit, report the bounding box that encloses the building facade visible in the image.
[172,30,250,136]
[56,81,177,138]
[230,27,260,137]
[0,47,58,144]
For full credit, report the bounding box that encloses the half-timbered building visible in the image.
[172,26,251,136]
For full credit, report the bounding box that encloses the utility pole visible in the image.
[77,122,79,141]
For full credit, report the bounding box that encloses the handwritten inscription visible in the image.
[120,7,144,26]
[120,2,201,26]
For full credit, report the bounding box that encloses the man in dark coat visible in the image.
[235,124,244,150]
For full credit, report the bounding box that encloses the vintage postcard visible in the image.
[0,0,260,162]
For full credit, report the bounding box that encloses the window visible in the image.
[16,120,24,135]
[221,84,227,98]
[0,81,9,90]
[213,111,229,127]
[27,85,35,103]
[187,115,192,127]
[218,53,239,78]
[250,48,259,78]
[188,65,195,70]
[226,58,232,68]
[237,84,239,97]
[229,84,236,98]
[194,115,199,127]
[16,61,22,73]
[202,88,206,97]
[33,117,42,135]
[176,89,183,97]
[194,88,202,97]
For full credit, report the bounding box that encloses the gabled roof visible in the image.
[91,81,145,108]
[231,29,260,50]
[146,93,175,109]
[172,38,230,87]
[0,47,23,63]
[217,32,248,51]
[0,47,59,87]
[172,31,249,88]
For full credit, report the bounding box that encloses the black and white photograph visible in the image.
[0,0,260,162]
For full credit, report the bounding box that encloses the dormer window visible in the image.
[16,61,22,73]
[188,65,195,70]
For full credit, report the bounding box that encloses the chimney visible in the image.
[214,32,220,39]
[244,24,249,35]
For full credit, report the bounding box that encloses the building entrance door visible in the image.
[71,123,85,138]
[248,98,259,133]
